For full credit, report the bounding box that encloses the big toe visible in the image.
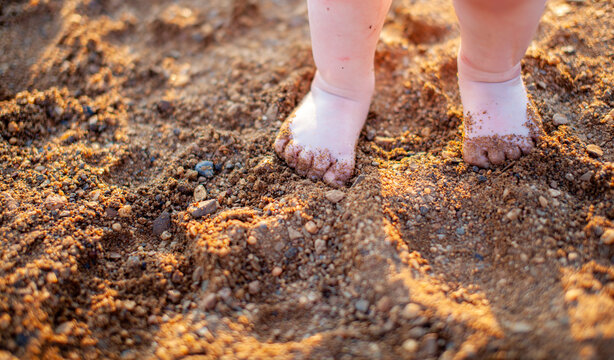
[322,158,355,187]
[274,122,292,156]
[486,148,506,165]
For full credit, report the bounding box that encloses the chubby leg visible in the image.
[274,0,392,187]
[453,0,547,167]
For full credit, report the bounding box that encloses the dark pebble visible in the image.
[195,161,215,178]
[478,175,487,183]
[419,206,429,215]
[285,247,298,259]
[156,100,173,114]
[474,253,484,261]
[472,166,480,173]
[16,333,30,347]
[189,200,218,218]
[82,105,95,117]
[152,211,171,235]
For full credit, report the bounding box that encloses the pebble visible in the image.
[271,267,283,277]
[109,252,121,260]
[304,221,318,234]
[152,211,171,235]
[112,223,122,231]
[538,196,548,208]
[8,137,17,145]
[201,293,217,310]
[8,121,19,133]
[160,231,172,240]
[127,255,141,269]
[193,185,207,202]
[288,227,302,240]
[565,288,583,302]
[601,229,614,245]
[46,272,58,284]
[579,171,593,182]
[325,190,345,203]
[508,321,532,333]
[568,252,579,261]
[402,339,419,353]
[123,300,136,311]
[456,227,465,235]
[167,290,181,303]
[45,194,67,210]
[548,189,561,197]
[118,205,133,218]
[188,200,218,218]
[402,303,421,319]
[552,113,569,125]
[505,208,522,221]
[171,270,183,283]
[195,161,215,178]
[376,296,393,313]
[586,144,603,158]
[355,299,369,313]
[248,280,261,295]
[192,266,204,282]
[421,334,438,356]
[284,247,298,259]
[247,236,257,245]
[314,239,326,254]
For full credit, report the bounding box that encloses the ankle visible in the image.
[312,71,375,101]
[457,51,521,83]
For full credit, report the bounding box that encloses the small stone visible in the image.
[192,266,204,282]
[201,293,217,310]
[565,288,582,302]
[8,121,19,133]
[253,156,275,174]
[45,194,67,210]
[314,239,326,254]
[55,321,72,334]
[505,208,522,221]
[548,189,561,197]
[8,137,17,145]
[456,227,465,235]
[248,280,260,295]
[288,227,302,240]
[127,255,140,268]
[552,113,569,125]
[376,296,393,313]
[193,185,207,202]
[568,252,579,261]
[188,199,218,218]
[355,299,369,313]
[421,334,438,356]
[271,267,283,277]
[118,205,132,218]
[402,339,419,353]
[160,231,172,240]
[586,144,603,158]
[247,236,257,245]
[168,290,181,303]
[508,321,532,333]
[0,313,11,330]
[123,300,136,311]
[304,221,318,234]
[112,223,122,231]
[195,161,215,178]
[538,196,548,208]
[325,190,345,203]
[109,252,121,260]
[520,253,529,262]
[46,272,58,284]
[579,171,593,182]
[601,229,614,245]
[152,211,171,235]
[402,303,421,319]
[172,270,183,284]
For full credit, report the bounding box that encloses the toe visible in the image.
[463,142,491,168]
[517,137,535,154]
[504,145,522,161]
[283,141,301,168]
[307,152,333,180]
[295,149,314,176]
[322,158,354,187]
[486,149,506,165]
[274,121,293,156]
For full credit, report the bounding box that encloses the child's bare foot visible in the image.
[274,73,373,187]
[459,74,544,168]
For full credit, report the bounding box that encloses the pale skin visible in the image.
[274,0,548,187]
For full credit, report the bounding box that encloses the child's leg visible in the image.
[453,0,547,167]
[275,0,392,187]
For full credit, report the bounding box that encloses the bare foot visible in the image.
[459,75,544,168]
[274,73,372,187]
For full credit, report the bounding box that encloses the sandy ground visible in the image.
[1,0,614,359]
